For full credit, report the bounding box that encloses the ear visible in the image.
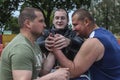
[84,18,90,26]
[24,19,32,29]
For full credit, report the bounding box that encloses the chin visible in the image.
[41,31,44,35]
[36,34,42,38]
[76,32,79,36]
[56,27,65,29]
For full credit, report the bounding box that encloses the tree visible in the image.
[0,0,91,34]
[0,0,23,33]
[20,0,91,28]
[90,0,120,34]
[5,16,19,34]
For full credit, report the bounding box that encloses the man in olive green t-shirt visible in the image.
[0,7,69,80]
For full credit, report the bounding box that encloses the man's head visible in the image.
[52,8,69,29]
[72,9,95,38]
[18,7,46,37]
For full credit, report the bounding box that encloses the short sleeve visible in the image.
[10,44,34,71]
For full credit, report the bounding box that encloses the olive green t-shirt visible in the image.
[0,33,43,80]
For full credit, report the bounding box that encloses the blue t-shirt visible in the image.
[89,27,120,80]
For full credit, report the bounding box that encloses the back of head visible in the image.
[72,9,95,25]
[18,7,42,28]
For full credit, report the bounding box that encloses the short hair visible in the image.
[53,8,69,20]
[18,7,42,28]
[72,9,95,24]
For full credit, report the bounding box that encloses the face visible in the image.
[30,11,46,38]
[53,11,68,29]
[72,14,87,38]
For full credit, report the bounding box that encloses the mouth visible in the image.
[57,24,63,26]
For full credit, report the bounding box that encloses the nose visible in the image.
[72,27,75,31]
[44,23,46,28]
[58,18,62,22]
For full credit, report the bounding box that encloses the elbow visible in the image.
[69,65,85,78]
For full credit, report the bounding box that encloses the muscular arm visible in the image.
[38,68,70,80]
[52,38,104,78]
[13,68,70,80]
[11,45,67,80]
[12,70,32,80]
[11,44,34,80]
[41,53,55,75]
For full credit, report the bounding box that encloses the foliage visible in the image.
[1,0,119,34]
[0,0,23,33]
[5,16,19,34]
[0,0,91,33]
[20,0,91,28]
[90,0,120,34]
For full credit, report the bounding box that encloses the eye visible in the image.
[73,24,77,27]
[61,16,65,20]
[39,19,45,23]
[55,16,59,20]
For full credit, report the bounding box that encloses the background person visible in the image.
[37,8,83,62]
[37,8,89,80]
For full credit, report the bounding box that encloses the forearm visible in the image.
[37,72,56,80]
[52,49,78,78]
[37,68,70,80]
[41,53,55,75]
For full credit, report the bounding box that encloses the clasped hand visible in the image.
[45,33,70,51]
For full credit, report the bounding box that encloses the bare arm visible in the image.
[52,38,104,78]
[13,68,70,80]
[12,70,32,80]
[38,68,70,80]
[41,52,55,75]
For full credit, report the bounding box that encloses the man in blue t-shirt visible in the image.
[45,9,120,80]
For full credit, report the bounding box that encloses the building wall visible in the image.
[2,34,16,47]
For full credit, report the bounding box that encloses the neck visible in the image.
[92,24,99,30]
[87,24,99,38]
[20,29,36,45]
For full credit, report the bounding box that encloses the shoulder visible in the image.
[11,44,33,56]
[6,35,35,58]
[80,38,105,61]
[83,38,104,51]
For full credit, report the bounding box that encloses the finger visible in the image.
[55,38,65,45]
[45,41,54,46]
[59,68,69,71]
[55,45,65,50]
[54,35,64,41]
[54,34,61,37]
[49,33,54,37]
[45,40,54,44]
[46,34,55,41]
[45,45,54,51]
[55,41,65,47]
[54,42,66,49]
[45,42,54,48]
[45,38,55,46]
[54,66,61,69]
